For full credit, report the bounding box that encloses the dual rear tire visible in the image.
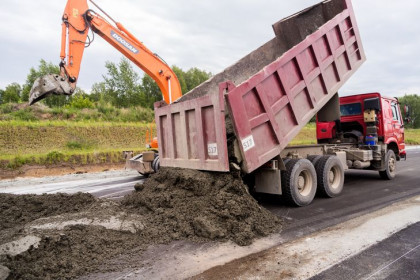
[281,159,317,207]
[281,155,344,206]
[314,156,344,198]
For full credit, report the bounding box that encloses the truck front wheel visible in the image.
[281,159,317,207]
[379,150,396,180]
[315,156,344,198]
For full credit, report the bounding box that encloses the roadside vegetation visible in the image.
[0,59,211,110]
[0,59,419,171]
[405,129,420,145]
[0,119,150,170]
[0,121,315,170]
[0,58,211,171]
[0,120,419,171]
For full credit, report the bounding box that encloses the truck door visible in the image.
[390,101,404,146]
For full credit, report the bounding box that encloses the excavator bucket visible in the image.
[29,74,73,105]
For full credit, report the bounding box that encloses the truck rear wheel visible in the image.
[307,155,323,166]
[315,156,344,198]
[281,159,317,207]
[379,150,396,180]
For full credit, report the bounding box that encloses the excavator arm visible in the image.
[29,0,182,105]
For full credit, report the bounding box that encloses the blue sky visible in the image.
[0,0,419,97]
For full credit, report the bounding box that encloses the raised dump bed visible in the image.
[155,0,365,173]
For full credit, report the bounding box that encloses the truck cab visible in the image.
[317,93,406,160]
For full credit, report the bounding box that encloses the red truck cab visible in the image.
[317,93,406,159]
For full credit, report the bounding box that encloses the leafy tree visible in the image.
[3,83,22,103]
[93,57,212,109]
[90,82,107,103]
[172,66,188,94]
[140,66,211,108]
[102,58,143,107]
[184,67,211,92]
[22,60,61,105]
[399,94,420,128]
[141,75,162,108]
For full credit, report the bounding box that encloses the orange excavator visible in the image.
[29,0,182,105]
[29,0,183,176]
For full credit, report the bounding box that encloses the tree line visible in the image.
[0,58,211,109]
[1,60,420,128]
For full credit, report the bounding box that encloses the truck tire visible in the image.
[281,159,317,207]
[379,150,396,180]
[281,158,292,168]
[315,156,344,198]
[307,155,323,166]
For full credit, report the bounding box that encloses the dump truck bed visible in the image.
[155,0,365,173]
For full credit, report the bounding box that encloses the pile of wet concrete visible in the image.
[0,168,281,279]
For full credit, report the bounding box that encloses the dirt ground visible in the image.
[0,167,281,279]
[0,163,124,180]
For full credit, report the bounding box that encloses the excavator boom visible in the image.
[29,0,182,105]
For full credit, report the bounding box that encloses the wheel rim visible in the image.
[328,165,341,190]
[388,156,396,174]
[297,170,313,196]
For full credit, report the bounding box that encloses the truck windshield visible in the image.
[340,103,362,116]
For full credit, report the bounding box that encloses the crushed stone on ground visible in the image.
[0,167,282,279]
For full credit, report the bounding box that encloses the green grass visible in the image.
[0,120,154,159]
[0,102,159,170]
[0,119,154,169]
[289,123,317,145]
[0,120,151,128]
[405,129,420,145]
[1,119,418,170]
[0,148,145,169]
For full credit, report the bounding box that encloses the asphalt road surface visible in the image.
[189,147,420,280]
[262,146,420,237]
[311,222,420,280]
[0,169,143,199]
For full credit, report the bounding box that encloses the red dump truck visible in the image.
[151,0,406,206]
